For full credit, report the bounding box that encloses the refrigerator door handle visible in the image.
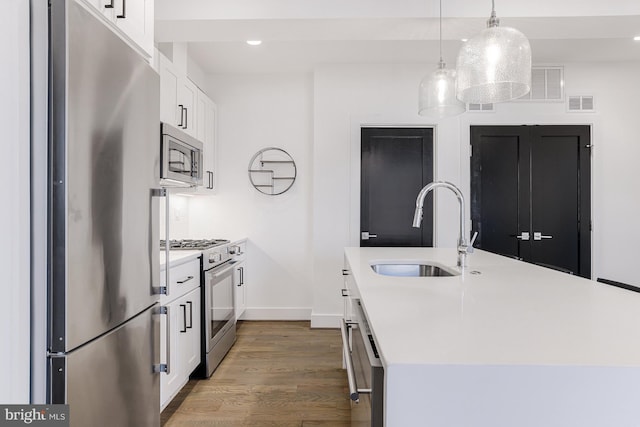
[152,188,169,295]
[154,305,170,374]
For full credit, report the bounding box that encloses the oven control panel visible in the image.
[204,245,231,269]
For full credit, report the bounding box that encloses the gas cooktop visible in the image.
[160,239,230,251]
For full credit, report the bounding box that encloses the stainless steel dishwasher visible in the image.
[341,299,384,427]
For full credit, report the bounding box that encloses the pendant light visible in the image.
[418,0,465,117]
[455,0,531,104]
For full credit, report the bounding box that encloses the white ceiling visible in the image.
[155,0,640,74]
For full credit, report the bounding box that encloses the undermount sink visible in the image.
[371,263,460,277]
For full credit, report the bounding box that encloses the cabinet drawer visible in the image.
[161,258,201,302]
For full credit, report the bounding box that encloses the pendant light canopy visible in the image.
[455,1,532,104]
[418,0,465,117]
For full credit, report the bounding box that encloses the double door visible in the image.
[470,125,591,277]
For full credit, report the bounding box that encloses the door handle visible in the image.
[116,0,126,18]
[151,188,168,295]
[153,306,170,374]
[180,304,187,333]
[515,232,530,241]
[104,0,114,8]
[177,105,184,127]
[361,231,377,240]
[533,232,553,241]
[340,320,360,403]
[183,107,188,129]
[186,301,193,329]
[176,275,194,284]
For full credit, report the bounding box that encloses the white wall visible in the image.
[187,73,314,319]
[0,0,31,403]
[312,63,463,325]
[187,60,640,327]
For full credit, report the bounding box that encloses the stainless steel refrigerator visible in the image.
[46,1,162,425]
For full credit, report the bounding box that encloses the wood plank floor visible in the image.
[161,321,352,427]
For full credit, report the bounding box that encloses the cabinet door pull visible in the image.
[240,267,244,285]
[186,301,193,329]
[104,0,114,8]
[177,104,184,127]
[176,275,194,284]
[116,0,126,18]
[180,304,187,333]
[183,107,188,129]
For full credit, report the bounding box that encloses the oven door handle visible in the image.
[211,262,236,278]
[340,319,360,403]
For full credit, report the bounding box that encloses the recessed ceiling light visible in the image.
[634,36,640,41]
[461,38,468,42]
[246,40,262,46]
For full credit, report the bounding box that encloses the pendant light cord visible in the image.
[438,0,443,64]
[488,0,499,27]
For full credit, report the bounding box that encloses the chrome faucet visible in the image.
[412,181,477,268]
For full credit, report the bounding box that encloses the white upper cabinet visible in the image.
[196,89,217,193]
[159,55,198,138]
[80,0,154,59]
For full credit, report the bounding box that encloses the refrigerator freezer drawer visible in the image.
[49,305,160,427]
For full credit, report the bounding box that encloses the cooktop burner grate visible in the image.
[160,239,230,250]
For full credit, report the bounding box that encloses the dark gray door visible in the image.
[361,128,433,247]
[470,125,591,278]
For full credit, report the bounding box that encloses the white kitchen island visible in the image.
[344,247,640,427]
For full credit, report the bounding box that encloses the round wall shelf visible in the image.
[248,147,297,195]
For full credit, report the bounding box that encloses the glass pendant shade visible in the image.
[456,24,532,104]
[419,62,465,117]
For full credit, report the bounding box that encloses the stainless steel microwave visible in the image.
[160,123,203,187]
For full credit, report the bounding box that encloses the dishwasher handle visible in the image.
[340,319,360,403]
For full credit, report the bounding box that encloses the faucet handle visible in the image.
[467,231,478,253]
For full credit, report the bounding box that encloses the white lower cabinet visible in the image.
[231,241,248,320]
[160,258,201,410]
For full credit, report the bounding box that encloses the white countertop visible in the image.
[345,247,640,426]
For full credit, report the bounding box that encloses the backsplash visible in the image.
[159,195,191,240]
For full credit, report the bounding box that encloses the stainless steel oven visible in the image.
[202,245,236,377]
[341,299,384,427]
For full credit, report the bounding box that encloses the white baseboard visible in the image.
[240,307,312,321]
[310,313,342,328]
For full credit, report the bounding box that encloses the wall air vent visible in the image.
[467,103,494,112]
[517,66,564,101]
[567,95,595,112]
